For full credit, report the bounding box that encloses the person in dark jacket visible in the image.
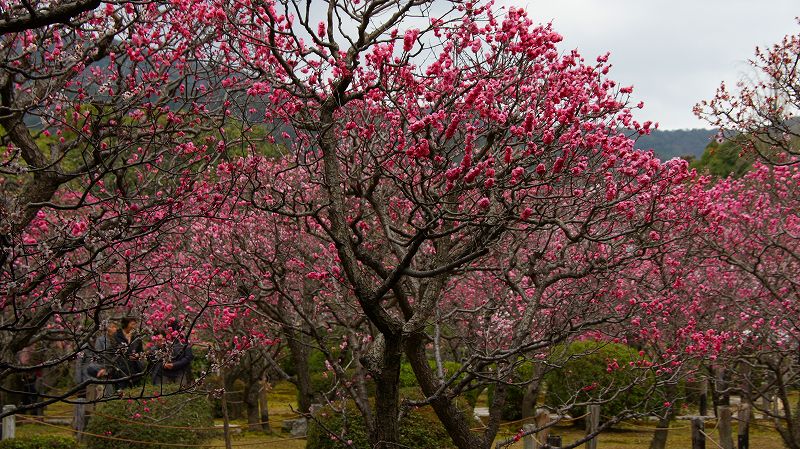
[114,316,144,388]
[92,321,119,397]
[152,322,194,387]
[85,363,115,381]
[94,321,119,358]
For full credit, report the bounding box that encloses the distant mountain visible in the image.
[630,129,716,161]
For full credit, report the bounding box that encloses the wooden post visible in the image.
[717,406,733,449]
[2,405,15,440]
[546,435,562,448]
[737,404,750,449]
[219,384,233,449]
[523,410,551,449]
[585,405,600,449]
[523,424,536,449]
[692,418,706,449]
[759,394,770,419]
[717,367,729,406]
[72,399,86,441]
[699,379,708,416]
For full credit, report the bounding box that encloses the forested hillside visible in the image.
[632,128,716,160]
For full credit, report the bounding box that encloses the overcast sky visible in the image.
[496,1,798,130]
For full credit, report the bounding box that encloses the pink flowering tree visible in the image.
[208,1,705,447]
[695,21,799,165]
[695,26,800,448]
[180,157,386,423]
[152,159,322,415]
[615,191,740,449]
[439,156,714,449]
[697,162,800,448]
[0,0,249,412]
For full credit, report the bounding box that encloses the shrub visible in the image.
[399,361,417,388]
[0,436,77,449]
[189,345,210,380]
[307,402,455,449]
[85,386,213,449]
[400,360,460,388]
[278,348,332,399]
[486,384,527,421]
[544,340,653,422]
[204,376,248,420]
[485,361,536,421]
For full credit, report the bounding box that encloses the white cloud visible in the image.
[498,0,798,129]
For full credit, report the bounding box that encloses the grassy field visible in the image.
[494,420,786,449]
[12,382,789,448]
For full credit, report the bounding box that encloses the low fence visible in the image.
[0,401,772,449]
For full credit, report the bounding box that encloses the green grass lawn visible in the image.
[10,381,789,448]
[494,420,786,449]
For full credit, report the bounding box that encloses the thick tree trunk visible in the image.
[405,334,487,449]
[258,378,271,433]
[699,378,709,416]
[244,378,261,431]
[649,387,677,449]
[708,367,720,416]
[649,411,673,449]
[521,363,545,420]
[716,366,730,406]
[223,374,242,419]
[370,335,403,449]
[286,328,314,414]
[220,373,233,449]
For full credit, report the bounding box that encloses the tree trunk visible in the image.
[649,384,677,449]
[258,378,271,433]
[708,368,720,416]
[370,334,403,449]
[244,378,261,431]
[716,405,734,449]
[220,374,233,449]
[521,363,544,420]
[404,334,487,449]
[699,378,709,417]
[286,329,314,414]
[223,374,242,419]
[717,366,730,406]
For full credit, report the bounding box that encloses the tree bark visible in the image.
[405,334,486,449]
[369,334,403,449]
[258,377,271,433]
[244,377,261,431]
[223,374,242,419]
[220,373,233,449]
[285,329,314,414]
[649,384,677,449]
[521,363,545,420]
